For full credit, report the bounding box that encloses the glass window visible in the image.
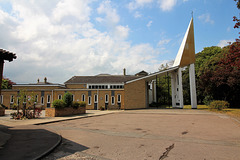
[117,94,121,103]
[41,96,44,105]
[35,95,38,103]
[47,95,51,103]
[82,94,85,102]
[58,94,62,100]
[23,95,27,104]
[111,96,115,105]
[105,94,109,103]
[10,95,14,104]
[72,94,75,101]
[94,94,98,103]
[88,96,91,105]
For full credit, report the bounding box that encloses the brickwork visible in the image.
[124,79,147,109]
[0,108,5,116]
[45,106,86,117]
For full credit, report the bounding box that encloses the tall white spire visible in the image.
[173,18,195,67]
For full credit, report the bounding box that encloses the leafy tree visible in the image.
[63,92,73,107]
[233,0,240,41]
[157,63,171,106]
[1,78,15,89]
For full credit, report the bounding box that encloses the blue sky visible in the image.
[0,0,239,83]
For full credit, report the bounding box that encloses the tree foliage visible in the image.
[1,78,15,89]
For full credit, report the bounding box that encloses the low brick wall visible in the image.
[45,107,86,117]
[0,108,5,116]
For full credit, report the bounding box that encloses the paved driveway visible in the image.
[42,109,240,160]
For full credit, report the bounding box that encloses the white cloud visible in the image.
[1,0,162,83]
[128,0,153,10]
[217,40,234,48]
[198,13,214,24]
[97,0,120,25]
[158,0,177,11]
[147,21,153,28]
[158,39,171,46]
[134,11,142,18]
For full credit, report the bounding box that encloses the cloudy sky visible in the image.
[0,0,239,83]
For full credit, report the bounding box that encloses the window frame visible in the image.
[111,96,115,105]
[10,95,14,104]
[82,94,85,102]
[105,94,109,103]
[117,94,121,103]
[41,96,44,105]
[88,96,91,105]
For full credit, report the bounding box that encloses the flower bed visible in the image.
[45,106,86,117]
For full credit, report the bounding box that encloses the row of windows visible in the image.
[1,94,121,106]
[88,85,124,89]
[1,95,51,105]
[57,94,121,105]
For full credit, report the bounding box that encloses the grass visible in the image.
[184,105,240,119]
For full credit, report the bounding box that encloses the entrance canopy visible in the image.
[126,66,179,84]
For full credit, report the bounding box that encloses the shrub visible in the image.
[63,92,73,107]
[52,99,65,109]
[99,106,105,111]
[209,100,229,110]
[79,101,86,107]
[72,101,80,109]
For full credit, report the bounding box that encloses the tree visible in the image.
[233,0,240,41]
[1,78,15,89]
[63,92,73,107]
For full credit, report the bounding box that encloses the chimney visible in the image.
[37,78,40,83]
[123,68,126,76]
[44,77,47,83]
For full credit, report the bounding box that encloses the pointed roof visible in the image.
[173,18,195,67]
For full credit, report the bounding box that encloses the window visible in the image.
[117,94,121,103]
[88,96,91,105]
[94,94,98,103]
[35,95,38,103]
[10,95,14,104]
[0,95,3,104]
[47,95,51,103]
[72,94,75,101]
[105,94,109,103]
[41,96,44,105]
[111,96,115,105]
[82,94,85,102]
[23,95,27,104]
[58,94,62,100]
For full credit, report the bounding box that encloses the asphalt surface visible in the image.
[42,110,240,160]
[0,125,61,160]
[0,109,240,160]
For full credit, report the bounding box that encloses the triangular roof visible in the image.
[173,18,195,67]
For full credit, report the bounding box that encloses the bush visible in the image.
[79,101,86,107]
[72,101,80,109]
[99,106,105,111]
[63,92,73,107]
[209,100,229,110]
[52,99,65,109]
[203,95,213,106]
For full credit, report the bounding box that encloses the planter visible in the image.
[45,107,86,117]
[0,108,5,116]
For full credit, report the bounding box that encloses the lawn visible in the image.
[184,105,240,120]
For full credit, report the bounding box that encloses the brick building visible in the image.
[1,18,197,110]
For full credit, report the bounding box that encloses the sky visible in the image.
[0,0,239,84]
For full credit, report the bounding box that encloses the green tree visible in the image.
[63,92,73,107]
[1,78,15,89]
